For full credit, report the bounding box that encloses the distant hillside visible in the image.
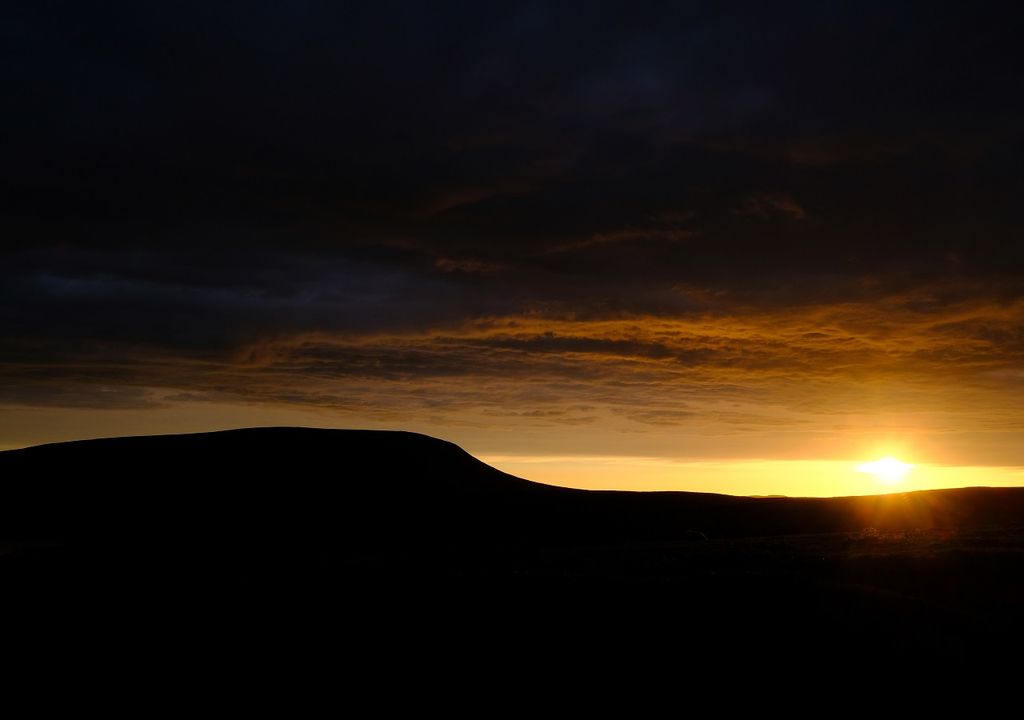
[0,427,559,547]
[4,427,1024,661]
[3,427,1023,551]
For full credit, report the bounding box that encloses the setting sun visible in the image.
[857,457,914,486]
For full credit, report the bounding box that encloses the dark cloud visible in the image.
[5,291,1023,443]
[3,1,1024,462]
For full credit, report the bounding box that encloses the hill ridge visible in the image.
[3,427,1024,547]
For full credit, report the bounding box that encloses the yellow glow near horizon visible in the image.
[4,401,1023,498]
[482,455,1024,497]
[856,457,914,486]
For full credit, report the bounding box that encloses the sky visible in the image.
[3,2,1024,495]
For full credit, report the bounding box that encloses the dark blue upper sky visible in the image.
[3,2,1024,465]
[6,1,1021,263]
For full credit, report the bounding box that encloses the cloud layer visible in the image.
[3,2,1024,466]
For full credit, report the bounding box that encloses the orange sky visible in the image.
[5,295,1024,496]
[5,404,1022,496]
[5,4,1024,497]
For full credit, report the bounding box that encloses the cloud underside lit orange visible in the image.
[3,286,1024,491]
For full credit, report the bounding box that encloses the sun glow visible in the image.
[857,456,914,485]
[479,454,1024,496]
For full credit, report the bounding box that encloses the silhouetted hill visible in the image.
[3,427,1024,552]
[0,427,566,548]
[4,427,1024,666]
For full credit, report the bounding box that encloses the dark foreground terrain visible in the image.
[3,427,1023,673]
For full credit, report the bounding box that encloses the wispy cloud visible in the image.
[6,287,1022,457]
